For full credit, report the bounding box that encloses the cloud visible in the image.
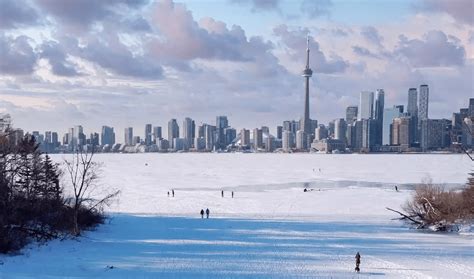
[360,26,383,47]
[352,46,381,59]
[419,0,473,25]
[38,41,81,76]
[300,0,332,18]
[230,0,280,12]
[147,0,273,66]
[35,0,148,31]
[394,30,466,67]
[78,32,164,79]
[0,0,40,29]
[273,24,348,74]
[0,35,37,75]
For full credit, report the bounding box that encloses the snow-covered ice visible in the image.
[1,154,473,278]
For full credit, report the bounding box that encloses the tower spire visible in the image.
[301,34,313,142]
[306,34,310,70]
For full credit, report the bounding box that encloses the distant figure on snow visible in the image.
[206,208,210,219]
[200,209,204,219]
[221,190,224,198]
[232,191,234,198]
[355,252,361,273]
[304,188,308,192]
[172,189,175,197]
[395,185,399,192]
[167,191,169,197]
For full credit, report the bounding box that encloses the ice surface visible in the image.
[1,154,472,278]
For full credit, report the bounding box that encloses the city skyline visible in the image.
[0,0,473,135]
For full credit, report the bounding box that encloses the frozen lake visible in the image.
[1,153,472,278]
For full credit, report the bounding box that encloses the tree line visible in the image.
[0,129,118,253]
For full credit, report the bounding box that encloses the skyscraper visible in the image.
[124,127,133,146]
[101,126,115,145]
[334,118,347,141]
[374,89,385,145]
[407,88,418,116]
[153,126,162,142]
[253,128,263,149]
[407,88,418,143]
[145,124,153,146]
[346,106,358,124]
[383,107,402,145]
[301,36,313,135]
[359,91,374,120]
[418,85,429,121]
[216,116,229,150]
[240,129,250,147]
[183,117,194,147]
[168,119,179,148]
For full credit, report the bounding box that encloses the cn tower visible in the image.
[301,36,313,135]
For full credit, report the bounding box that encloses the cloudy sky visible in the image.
[0,0,473,138]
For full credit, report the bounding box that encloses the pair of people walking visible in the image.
[200,208,210,219]
[221,190,234,198]
[167,189,175,197]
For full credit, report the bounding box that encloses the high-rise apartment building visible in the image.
[240,129,250,147]
[383,107,402,145]
[334,118,346,141]
[101,126,115,146]
[346,106,358,124]
[253,128,263,149]
[145,124,153,146]
[124,127,133,145]
[359,91,374,120]
[168,119,179,148]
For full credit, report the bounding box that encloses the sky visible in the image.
[0,0,473,139]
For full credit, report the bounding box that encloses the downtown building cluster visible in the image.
[1,38,473,154]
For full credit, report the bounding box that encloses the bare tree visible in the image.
[64,148,119,236]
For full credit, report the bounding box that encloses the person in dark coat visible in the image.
[221,190,224,198]
[172,189,175,197]
[167,191,170,197]
[206,208,210,219]
[355,252,361,273]
[200,209,204,219]
[231,191,234,198]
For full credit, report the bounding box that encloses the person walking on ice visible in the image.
[221,190,224,198]
[232,191,234,198]
[206,208,210,219]
[200,209,204,219]
[355,252,361,273]
[172,189,175,197]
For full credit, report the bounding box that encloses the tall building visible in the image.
[145,124,152,146]
[224,127,236,147]
[252,128,263,149]
[183,117,194,147]
[282,130,294,151]
[301,36,313,135]
[315,125,328,140]
[407,88,418,143]
[124,127,133,145]
[296,130,307,150]
[383,106,402,145]
[0,113,11,133]
[203,124,216,150]
[346,106,358,124]
[374,89,385,145]
[240,129,250,147]
[153,126,162,142]
[361,119,377,151]
[418,85,429,121]
[283,120,299,134]
[215,116,229,150]
[276,126,283,140]
[334,118,346,141]
[72,125,84,151]
[359,91,374,120]
[421,119,446,151]
[101,126,115,146]
[168,119,179,148]
[392,117,411,150]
